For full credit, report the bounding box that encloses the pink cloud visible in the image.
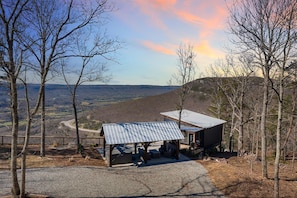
[134,0,176,10]
[115,1,228,59]
[141,41,175,55]
[131,0,229,39]
[194,40,224,59]
[174,1,228,38]
[132,0,177,30]
[141,39,224,60]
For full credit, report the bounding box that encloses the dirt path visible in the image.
[61,119,100,133]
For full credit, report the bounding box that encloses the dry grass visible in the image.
[200,154,297,198]
[0,145,106,170]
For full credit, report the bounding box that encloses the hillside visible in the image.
[88,78,215,123]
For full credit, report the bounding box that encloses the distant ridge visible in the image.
[0,84,179,108]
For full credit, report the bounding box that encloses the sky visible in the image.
[104,0,230,85]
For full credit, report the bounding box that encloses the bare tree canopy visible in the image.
[210,54,255,156]
[61,30,120,153]
[18,0,115,157]
[228,0,297,197]
[0,0,118,196]
[171,43,197,128]
[0,0,30,195]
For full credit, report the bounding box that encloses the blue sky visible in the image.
[104,0,230,85]
[65,0,230,85]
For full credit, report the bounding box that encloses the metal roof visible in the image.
[180,124,203,132]
[160,109,227,129]
[102,121,184,145]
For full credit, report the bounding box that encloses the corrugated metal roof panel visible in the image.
[160,109,227,129]
[102,121,184,145]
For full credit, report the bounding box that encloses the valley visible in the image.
[0,84,179,136]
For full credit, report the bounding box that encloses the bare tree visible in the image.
[210,54,254,156]
[20,0,114,157]
[61,32,119,153]
[229,0,297,196]
[19,67,33,197]
[271,13,297,196]
[209,86,233,151]
[1,0,116,196]
[0,0,29,195]
[246,82,263,158]
[228,0,277,179]
[171,43,197,128]
[282,68,297,163]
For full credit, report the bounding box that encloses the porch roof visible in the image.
[101,121,184,145]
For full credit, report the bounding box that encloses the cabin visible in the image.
[160,109,226,151]
[100,121,184,167]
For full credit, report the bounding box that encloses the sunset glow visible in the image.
[141,41,175,55]
[106,0,229,85]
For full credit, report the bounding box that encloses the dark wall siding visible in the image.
[198,130,204,147]
[203,125,223,148]
[163,116,223,148]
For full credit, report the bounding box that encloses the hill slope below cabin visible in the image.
[88,78,214,123]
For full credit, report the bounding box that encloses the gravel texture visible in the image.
[0,157,224,197]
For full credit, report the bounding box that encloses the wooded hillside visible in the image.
[87,76,296,160]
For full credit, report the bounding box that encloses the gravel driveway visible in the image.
[0,158,224,197]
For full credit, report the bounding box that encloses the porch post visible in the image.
[143,142,149,164]
[103,139,106,157]
[109,145,113,167]
[134,143,137,154]
[175,140,180,160]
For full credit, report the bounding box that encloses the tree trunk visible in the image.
[252,108,258,155]
[261,74,269,178]
[281,90,296,154]
[230,107,235,152]
[10,77,20,196]
[20,151,26,198]
[178,108,182,129]
[238,84,245,156]
[238,123,244,155]
[274,72,284,198]
[229,134,233,152]
[20,83,32,197]
[292,130,296,171]
[255,115,259,158]
[73,95,81,153]
[40,86,46,157]
[274,103,281,198]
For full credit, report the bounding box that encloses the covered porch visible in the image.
[100,121,185,167]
